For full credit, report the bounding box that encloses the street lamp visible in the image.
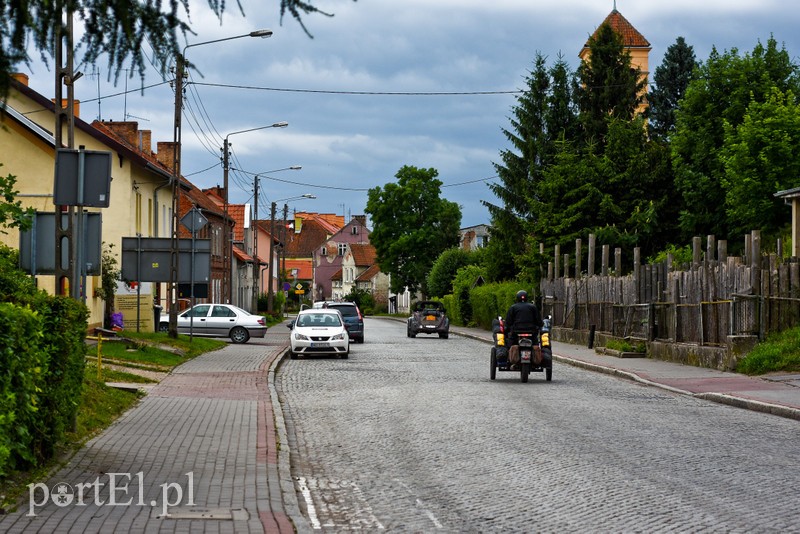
[221,122,288,305]
[168,28,273,337]
[267,194,316,315]
[252,166,302,313]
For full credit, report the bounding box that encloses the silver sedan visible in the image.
[159,304,267,343]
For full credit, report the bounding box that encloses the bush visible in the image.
[0,303,45,475]
[0,245,89,470]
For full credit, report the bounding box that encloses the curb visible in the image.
[268,347,313,533]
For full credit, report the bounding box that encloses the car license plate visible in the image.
[311,342,330,348]
[426,315,435,320]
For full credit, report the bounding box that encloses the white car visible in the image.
[288,308,350,359]
[158,303,267,343]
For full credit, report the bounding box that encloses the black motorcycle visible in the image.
[490,315,553,383]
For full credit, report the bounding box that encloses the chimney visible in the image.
[11,73,29,86]
[52,99,81,118]
[140,130,152,154]
[102,121,139,147]
[156,141,177,171]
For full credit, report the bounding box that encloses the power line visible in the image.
[192,82,524,96]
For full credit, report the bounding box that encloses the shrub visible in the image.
[0,303,45,475]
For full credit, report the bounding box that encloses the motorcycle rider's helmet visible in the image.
[515,290,528,303]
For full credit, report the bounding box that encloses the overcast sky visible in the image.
[19,0,800,228]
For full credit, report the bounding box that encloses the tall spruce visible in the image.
[647,37,698,139]
[483,53,552,281]
[575,22,647,145]
[483,53,579,281]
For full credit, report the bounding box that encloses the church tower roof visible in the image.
[584,8,651,50]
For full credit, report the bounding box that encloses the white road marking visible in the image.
[395,479,444,529]
[296,476,322,529]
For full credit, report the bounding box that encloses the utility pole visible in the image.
[221,138,231,304]
[267,202,277,313]
[282,203,289,292]
[251,176,260,313]
[54,11,77,298]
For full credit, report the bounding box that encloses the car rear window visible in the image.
[329,305,357,317]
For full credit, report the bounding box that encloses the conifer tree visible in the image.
[647,37,698,139]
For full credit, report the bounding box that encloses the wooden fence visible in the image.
[539,232,800,346]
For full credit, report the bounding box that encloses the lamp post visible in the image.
[266,194,316,314]
[168,28,273,337]
[252,166,302,313]
[221,122,288,305]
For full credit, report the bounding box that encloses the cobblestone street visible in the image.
[278,318,800,532]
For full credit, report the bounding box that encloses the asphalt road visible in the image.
[276,317,799,532]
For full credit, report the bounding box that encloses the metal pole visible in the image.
[168,52,185,338]
[252,176,260,313]
[282,204,289,298]
[267,202,276,313]
[222,137,231,304]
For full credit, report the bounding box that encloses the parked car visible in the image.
[287,308,350,359]
[158,303,267,343]
[407,300,450,339]
[312,301,365,343]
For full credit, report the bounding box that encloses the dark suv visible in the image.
[323,302,364,343]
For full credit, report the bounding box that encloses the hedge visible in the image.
[0,246,88,473]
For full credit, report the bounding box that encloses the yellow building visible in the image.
[1,74,176,329]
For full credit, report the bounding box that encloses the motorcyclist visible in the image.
[505,290,544,348]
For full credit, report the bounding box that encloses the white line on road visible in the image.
[296,476,322,529]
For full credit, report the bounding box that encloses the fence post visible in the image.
[634,247,641,304]
[752,230,762,339]
[692,236,702,270]
[706,235,715,264]
[575,238,582,279]
[588,234,596,277]
[601,244,609,276]
[718,240,727,264]
[614,248,622,277]
[554,244,561,280]
[564,253,570,279]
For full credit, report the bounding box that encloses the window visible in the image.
[321,247,328,256]
[211,305,236,318]
[352,226,358,235]
[338,243,347,256]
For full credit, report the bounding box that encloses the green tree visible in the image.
[483,53,578,281]
[426,247,471,298]
[365,166,461,295]
[721,88,800,239]
[575,22,647,145]
[1,0,353,98]
[0,167,34,233]
[533,117,676,259]
[647,37,698,139]
[672,37,800,241]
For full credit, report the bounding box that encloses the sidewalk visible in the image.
[0,326,309,534]
[449,323,800,421]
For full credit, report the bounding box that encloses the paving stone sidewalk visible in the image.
[0,328,307,534]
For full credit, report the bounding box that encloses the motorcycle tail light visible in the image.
[541,333,550,346]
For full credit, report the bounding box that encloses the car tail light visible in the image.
[257,317,266,326]
[357,307,363,320]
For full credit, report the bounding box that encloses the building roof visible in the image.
[584,9,650,49]
[296,212,344,233]
[284,258,313,280]
[229,204,247,242]
[356,264,381,282]
[330,268,343,281]
[349,243,377,267]
[232,246,253,263]
[284,218,333,257]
